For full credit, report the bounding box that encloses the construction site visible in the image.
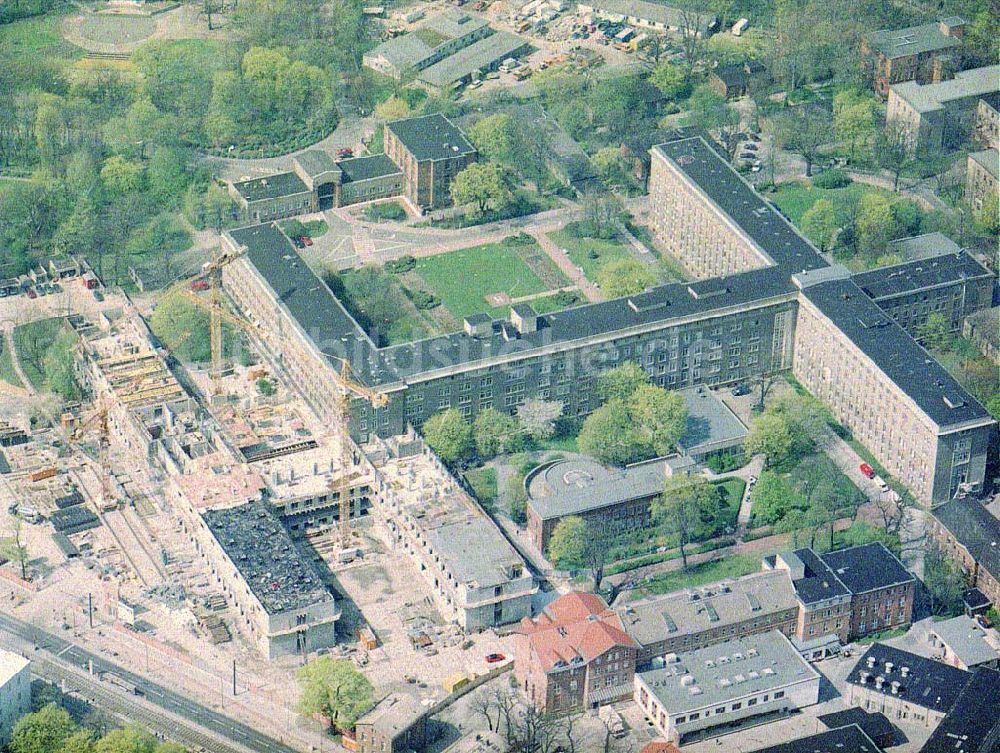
[0,248,532,750]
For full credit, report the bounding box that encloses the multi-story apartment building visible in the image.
[765,544,914,659]
[846,644,971,728]
[0,650,30,747]
[791,268,994,502]
[221,135,995,506]
[861,18,966,98]
[617,570,799,668]
[852,250,994,336]
[966,148,998,212]
[384,114,477,211]
[974,95,1000,148]
[928,500,1000,606]
[515,592,638,712]
[963,306,999,365]
[363,10,492,79]
[886,65,1000,151]
[634,631,820,744]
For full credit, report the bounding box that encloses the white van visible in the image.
[873,475,890,493]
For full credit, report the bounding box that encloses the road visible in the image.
[0,610,303,753]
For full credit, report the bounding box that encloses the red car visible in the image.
[25,288,37,299]
[301,236,313,247]
[485,653,506,664]
[859,463,875,479]
[337,147,354,159]
[191,280,210,291]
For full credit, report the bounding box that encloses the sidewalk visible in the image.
[530,229,603,302]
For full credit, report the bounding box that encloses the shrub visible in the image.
[385,255,416,274]
[405,288,441,310]
[363,202,407,222]
[811,169,852,189]
[504,232,535,246]
[552,290,579,308]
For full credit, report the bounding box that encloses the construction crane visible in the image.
[329,358,388,543]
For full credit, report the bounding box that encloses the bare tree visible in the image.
[471,690,502,733]
[676,4,709,78]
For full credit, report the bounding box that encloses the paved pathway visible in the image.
[4,328,35,397]
[530,228,603,302]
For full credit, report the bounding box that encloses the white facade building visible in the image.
[0,650,31,746]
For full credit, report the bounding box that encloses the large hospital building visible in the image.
[220,135,995,506]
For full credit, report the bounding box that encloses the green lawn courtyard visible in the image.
[548,228,633,284]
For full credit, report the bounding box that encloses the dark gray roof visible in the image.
[381,265,797,380]
[201,500,331,614]
[799,278,991,429]
[386,114,475,162]
[232,172,310,202]
[338,154,403,183]
[932,501,1000,581]
[866,20,964,59]
[653,138,828,273]
[847,644,970,713]
[747,725,882,753]
[789,548,850,604]
[920,667,1000,753]
[677,385,748,455]
[888,231,961,261]
[226,224,395,387]
[853,251,992,301]
[293,150,339,178]
[817,708,896,742]
[820,542,913,595]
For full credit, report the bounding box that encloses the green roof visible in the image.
[386,114,475,161]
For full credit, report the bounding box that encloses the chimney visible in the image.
[875,676,885,690]
[885,661,894,674]
[867,656,877,669]
[901,666,910,678]
[891,680,901,695]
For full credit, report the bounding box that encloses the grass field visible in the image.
[770,181,895,226]
[0,340,23,389]
[548,229,633,284]
[639,553,764,596]
[0,11,83,62]
[413,242,550,321]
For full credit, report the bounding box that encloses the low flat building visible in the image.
[354,694,429,753]
[363,10,492,79]
[292,151,405,210]
[852,249,994,337]
[929,500,1000,607]
[634,630,820,744]
[525,455,694,554]
[709,61,767,99]
[442,731,508,753]
[919,666,1000,753]
[384,113,477,212]
[745,725,883,753]
[676,385,749,460]
[862,18,966,98]
[816,707,897,749]
[617,570,799,668]
[846,643,971,727]
[516,591,637,712]
[577,0,717,37]
[887,230,961,261]
[966,148,998,212]
[416,31,529,93]
[229,172,316,224]
[0,650,30,747]
[886,65,1000,151]
[928,615,1000,669]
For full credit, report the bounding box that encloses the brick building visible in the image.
[862,18,966,98]
[515,592,637,712]
[965,148,998,212]
[617,570,799,667]
[886,65,1000,152]
[353,695,429,753]
[974,95,999,148]
[384,113,477,212]
[928,500,1000,607]
[765,544,915,659]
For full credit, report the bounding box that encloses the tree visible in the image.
[579,191,621,240]
[43,329,80,401]
[468,114,539,179]
[917,311,951,351]
[923,547,965,617]
[873,124,914,192]
[93,726,159,753]
[854,191,896,256]
[256,378,276,396]
[422,409,473,463]
[652,475,716,569]
[297,657,374,731]
[750,471,804,526]
[517,399,564,440]
[974,195,999,236]
[832,90,877,162]
[451,162,512,216]
[60,729,96,753]
[123,98,162,159]
[745,412,793,466]
[474,407,520,459]
[685,85,742,160]
[649,60,691,101]
[374,96,412,121]
[10,705,77,753]
[596,257,656,298]
[203,182,235,233]
[800,199,838,252]
[547,515,588,570]
[578,399,648,466]
[773,106,832,177]
[147,147,190,205]
[597,362,650,404]
[149,291,212,363]
[629,385,686,456]
[100,156,145,196]
[592,147,637,192]
[0,515,29,581]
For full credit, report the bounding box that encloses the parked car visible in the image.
[292,236,305,248]
[859,463,875,479]
[191,279,210,292]
[485,653,506,664]
[51,283,62,293]
[301,236,313,247]
[750,163,762,172]
[744,142,758,151]
[731,383,750,396]
[26,288,37,299]
[336,147,354,159]
[740,151,756,160]
[748,475,758,487]
[873,475,890,492]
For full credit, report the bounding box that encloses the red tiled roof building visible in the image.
[514,592,638,713]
